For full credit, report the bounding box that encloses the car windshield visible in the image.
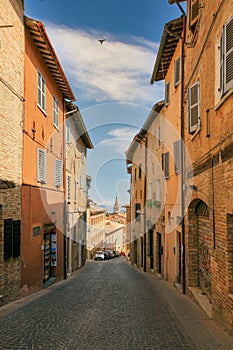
[96,251,102,254]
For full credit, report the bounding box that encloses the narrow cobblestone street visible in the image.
[1,258,233,350]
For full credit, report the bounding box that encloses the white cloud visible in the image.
[107,127,138,139]
[45,23,163,106]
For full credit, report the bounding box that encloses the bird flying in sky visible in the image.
[98,39,106,45]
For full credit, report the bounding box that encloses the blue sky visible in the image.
[25,0,184,210]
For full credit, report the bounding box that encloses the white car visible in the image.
[94,251,105,261]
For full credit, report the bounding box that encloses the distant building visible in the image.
[113,196,120,214]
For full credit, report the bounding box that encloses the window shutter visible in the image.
[13,220,21,258]
[174,140,181,174]
[225,17,233,92]
[162,152,169,179]
[37,149,46,183]
[54,159,62,187]
[156,180,161,202]
[66,119,71,143]
[165,82,170,105]
[174,58,180,87]
[189,0,199,29]
[188,81,200,133]
[4,219,13,260]
[67,175,71,202]
[220,28,225,96]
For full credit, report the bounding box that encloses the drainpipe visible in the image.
[181,14,186,294]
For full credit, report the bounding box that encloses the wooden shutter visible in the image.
[4,219,13,260]
[188,81,200,133]
[189,0,199,29]
[162,152,169,179]
[174,58,180,87]
[174,140,181,174]
[224,17,233,93]
[37,148,46,183]
[54,159,62,187]
[13,220,21,258]
[67,175,71,202]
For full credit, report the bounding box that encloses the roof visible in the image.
[150,16,184,83]
[168,0,186,4]
[90,204,106,215]
[25,16,75,101]
[125,101,164,164]
[66,103,93,149]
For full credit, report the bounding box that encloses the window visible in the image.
[174,57,181,87]
[134,168,137,181]
[188,81,200,133]
[66,119,71,143]
[135,203,141,222]
[189,0,199,31]
[174,140,181,174]
[165,82,170,105]
[81,146,85,163]
[67,175,71,203]
[138,164,142,179]
[37,71,46,112]
[162,152,169,179]
[220,17,233,96]
[4,219,21,260]
[156,180,161,202]
[37,148,46,183]
[54,159,62,187]
[156,125,161,148]
[53,96,59,127]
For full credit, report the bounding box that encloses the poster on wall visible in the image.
[51,232,57,267]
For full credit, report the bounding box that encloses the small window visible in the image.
[174,58,181,87]
[66,119,71,143]
[4,219,21,260]
[162,152,169,179]
[135,203,141,222]
[81,146,85,163]
[138,164,142,179]
[54,159,62,187]
[37,148,46,183]
[174,140,181,174]
[165,82,170,105]
[188,81,200,133]
[53,96,59,127]
[156,180,161,202]
[220,17,233,96]
[67,175,71,203]
[37,71,46,112]
[156,125,161,148]
[134,168,137,181]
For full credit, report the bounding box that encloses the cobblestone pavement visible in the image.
[1,258,233,350]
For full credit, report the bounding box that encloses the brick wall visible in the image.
[0,0,24,305]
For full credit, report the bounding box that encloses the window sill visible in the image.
[53,123,59,131]
[37,104,47,117]
[215,88,233,111]
[190,127,201,141]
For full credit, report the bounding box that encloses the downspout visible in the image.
[181,14,186,294]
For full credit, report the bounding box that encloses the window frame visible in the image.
[37,70,46,113]
[53,96,59,128]
[174,57,181,87]
[54,159,62,187]
[162,152,170,179]
[220,16,233,96]
[188,81,200,133]
[37,148,46,183]
[165,82,170,106]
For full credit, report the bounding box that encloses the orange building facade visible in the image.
[21,17,75,295]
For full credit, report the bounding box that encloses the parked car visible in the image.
[105,250,115,259]
[114,251,120,257]
[94,251,105,261]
